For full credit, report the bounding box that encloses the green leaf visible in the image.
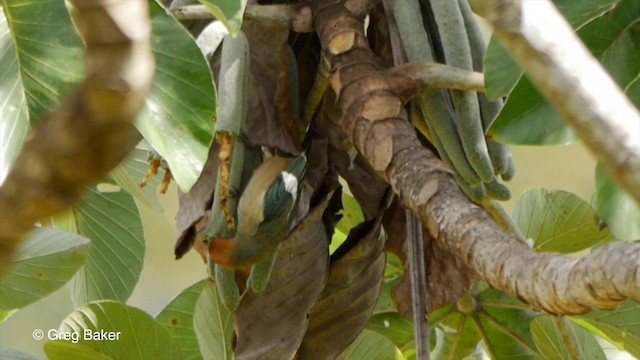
[513,188,614,253]
[374,276,401,315]
[0,348,40,360]
[0,6,28,184]
[432,313,481,360]
[337,329,404,360]
[0,0,84,125]
[576,301,640,357]
[485,0,625,144]
[0,309,17,323]
[111,145,163,213]
[488,76,575,145]
[337,191,365,235]
[67,186,145,306]
[367,313,414,353]
[483,0,619,99]
[156,280,207,360]
[44,342,113,360]
[136,1,217,191]
[44,301,181,360]
[554,0,620,29]
[531,316,605,360]
[595,166,640,241]
[476,288,538,359]
[0,227,90,311]
[197,0,248,36]
[483,38,521,100]
[193,281,234,360]
[0,0,85,183]
[578,0,640,108]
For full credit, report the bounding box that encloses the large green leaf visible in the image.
[197,0,247,37]
[156,280,207,360]
[0,0,216,191]
[192,281,234,360]
[512,188,614,253]
[575,301,640,357]
[44,301,181,360]
[486,0,629,145]
[484,0,619,99]
[67,186,145,306]
[595,166,640,241]
[337,329,404,360]
[136,1,216,192]
[531,316,605,359]
[0,0,84,124]
[43,342,114,360]
[0,0,83,183]
[0,309,16,323]
[0,227,90,311]
[487,76,575,145]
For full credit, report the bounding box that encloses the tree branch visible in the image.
[170,4,315,33]
[386,63,485,93]
[0,0,154,274]
[312,0,640,315]
[469,0,640,204]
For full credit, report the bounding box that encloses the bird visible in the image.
[207,152,307,269]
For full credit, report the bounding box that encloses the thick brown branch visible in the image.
[171,3,315,33]
[312,0,640,315]
[0,0,154,274]
[470,0,640,204]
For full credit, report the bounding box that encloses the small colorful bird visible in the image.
[208,153,307,269]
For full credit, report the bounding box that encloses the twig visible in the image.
[386,63,485,93]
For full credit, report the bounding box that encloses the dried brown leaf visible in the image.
[174,143,219,259]
[243,17,301,154]
[296,194,391,359]
[233,187,339,360]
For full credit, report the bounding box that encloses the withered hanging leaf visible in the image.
[383,202,475,314]
[315,91,389,220]
[174,142,219,259]
[233,188,339,360]
[296,193,392,359]
[243,17,301,155]
[367,2,394,67]
[296,136,329,221]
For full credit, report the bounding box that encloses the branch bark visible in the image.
[469,0,640,204]
[312,0,640,315]
[0,0,154,274]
